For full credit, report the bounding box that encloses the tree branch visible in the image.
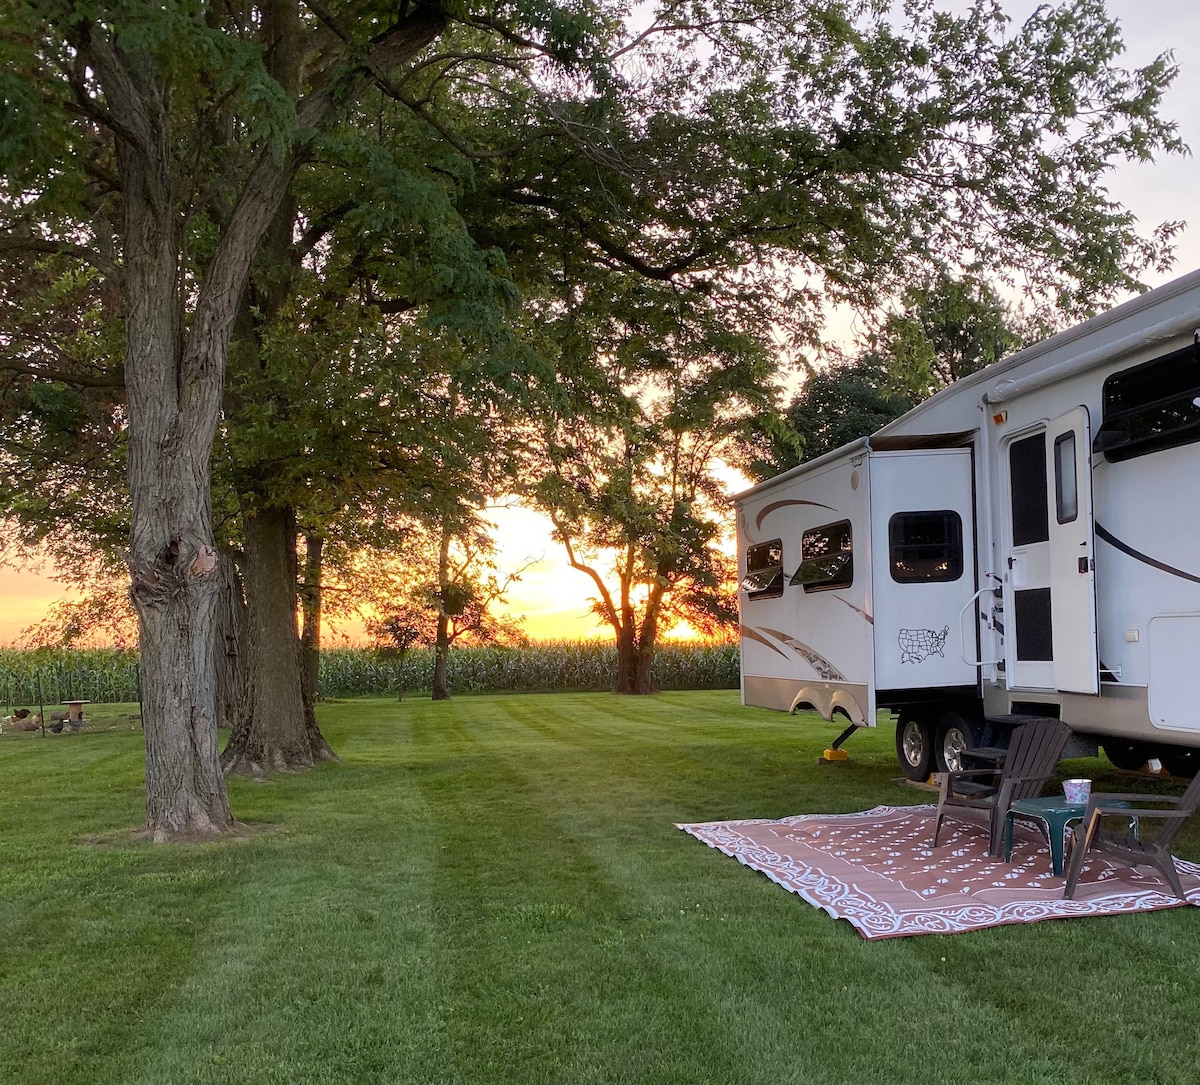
[0,234,121,281]
[0,357,124,389]
[549,511,620,633]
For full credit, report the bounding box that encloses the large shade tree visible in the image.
[2,0,453,836]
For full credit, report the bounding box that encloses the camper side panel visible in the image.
[980,330,1200,746]
[869,449,980,693]
[737,454,875,725]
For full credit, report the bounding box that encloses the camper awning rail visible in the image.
[984,310,1200,406]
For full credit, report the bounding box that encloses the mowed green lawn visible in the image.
[3,692,1200,1085]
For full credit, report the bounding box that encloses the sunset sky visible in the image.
[0,506,614,647]
[3,0,1198,647]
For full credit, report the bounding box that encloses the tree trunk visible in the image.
[633,642,656,694]
[299,533,323,702]
[631,582,664,695]
[432,613,451,700]
[221,506,336,774]
[113,47,232,839]
[613,631,657,694]
[614,627,638,694]
[80,5,444,836]
[431,522,452,700]
[213,550,247,730]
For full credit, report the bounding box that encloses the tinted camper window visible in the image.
[1095,344,1200,462]
[889,511,964,583]
[1054,432,1078,524]
[793,521,853,593]
[742,539,783,599]
[1009,433,1049,546]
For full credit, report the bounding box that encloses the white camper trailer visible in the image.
[735,269,1200,780]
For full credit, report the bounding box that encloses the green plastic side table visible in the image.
[1004,795,1135,877]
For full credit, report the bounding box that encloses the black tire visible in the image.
[896,716,935,782]
[1161,746,1200,779]
[1103,740,1151,772]
[935,711,986,774]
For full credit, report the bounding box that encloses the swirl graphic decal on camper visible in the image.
[898,626,949,664]
[754,499,835,532]
[741,626,790,659]
[760,627,845,681]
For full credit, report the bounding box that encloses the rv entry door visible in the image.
[1003,407,1099,693]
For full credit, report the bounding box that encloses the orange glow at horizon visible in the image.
[0,507,619,648]
[0,497,739,647]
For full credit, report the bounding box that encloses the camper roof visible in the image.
[735,267,1200,505]
[878,267,1200,440]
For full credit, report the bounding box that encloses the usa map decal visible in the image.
[898,626,949,664]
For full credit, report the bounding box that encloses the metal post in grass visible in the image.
[136,661,144,730]
[36,672,45,737]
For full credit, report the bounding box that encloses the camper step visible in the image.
[963,746,1007,765]
[964,715,1067,764]
[985,714,1063,729]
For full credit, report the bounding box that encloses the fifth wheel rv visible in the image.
[735,269,1200,780]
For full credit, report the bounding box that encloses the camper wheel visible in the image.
[1162,746,1200,779]
[1102,740,1151,772]
[935,712,985,774]
[895,716,935,782]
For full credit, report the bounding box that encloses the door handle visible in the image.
[1078,556,1093,574]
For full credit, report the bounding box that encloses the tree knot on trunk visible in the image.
[129,541,221,607]
[189,545,218,576]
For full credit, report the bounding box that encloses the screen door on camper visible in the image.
[1002,406,1099,693]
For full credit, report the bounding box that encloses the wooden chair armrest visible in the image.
[1091,805,1190,820]
[1087,792,1181,806]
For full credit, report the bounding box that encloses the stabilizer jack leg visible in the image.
[819,723,858,764]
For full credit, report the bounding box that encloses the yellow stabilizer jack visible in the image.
[818,723,859,764]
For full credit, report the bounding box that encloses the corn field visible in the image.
[321,640,740,698]
[0,641,739,707]
[0,648,141,709]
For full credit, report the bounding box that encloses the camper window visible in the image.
[888,511,963,583]
[1095,344,1200,462]
[742,539,784,599]
[1054,433,1078,523]
[1010,433,1050,546]
[793,520,853,593]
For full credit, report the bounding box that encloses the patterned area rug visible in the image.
[678,804,1200,939]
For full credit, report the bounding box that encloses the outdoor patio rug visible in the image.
[677,804,1200,939]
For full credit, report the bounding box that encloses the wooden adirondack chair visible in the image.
[1063,771,1200,901]
[932,718,1071,857]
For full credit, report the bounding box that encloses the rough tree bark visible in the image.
[221,506,335,774]
[221,2,336,771]
[213,550,247,730]
[102,39,233,838]
[299,533,324,703]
